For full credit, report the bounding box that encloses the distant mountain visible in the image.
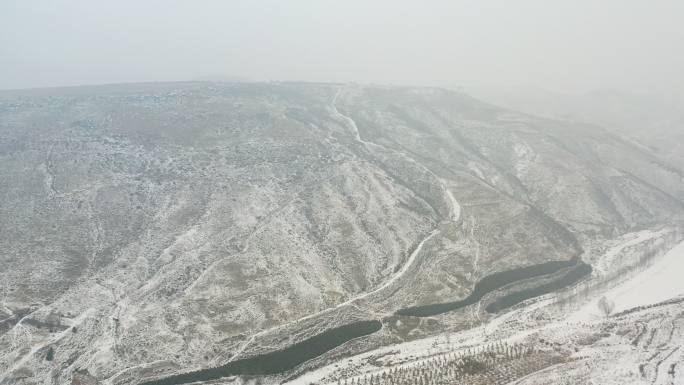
[466,85,684,169]
[190,75,253,83]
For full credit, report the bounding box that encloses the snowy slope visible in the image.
[0,82,682,385]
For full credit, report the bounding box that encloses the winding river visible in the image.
[139,258,591,385]
[139,321,382,385]
[395,259,581,317]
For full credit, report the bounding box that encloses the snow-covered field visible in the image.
[572,238,684,322]
[592,229,669,275]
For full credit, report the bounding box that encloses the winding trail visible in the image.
[287,229,684,385]
[99,85,465,384]
[442,185,461,222]
[0,308,94,383]
[231,229,439,361]
[232,86,462,361]
[332,86,461,224]
[332,88,365,144]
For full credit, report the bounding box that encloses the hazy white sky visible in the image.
[1,0,683,92]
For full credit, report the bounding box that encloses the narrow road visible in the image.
[332,86,461,224]
[0,308,94,383]
[105,87,464,381]
[232,86,463,361]
[231,228,439,360]
[332,88,365,144]
[442,184,461,222]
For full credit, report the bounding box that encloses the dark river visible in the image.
[395,259,581,317]
[139,320,382,385]
[140,258,591,385]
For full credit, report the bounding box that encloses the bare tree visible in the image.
[597,296,615,316]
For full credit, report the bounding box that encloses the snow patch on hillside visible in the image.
[593,229,669,276]
[572,239,684,322]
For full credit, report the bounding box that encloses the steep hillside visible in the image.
[0,82,682,385]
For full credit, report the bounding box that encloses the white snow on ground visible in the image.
[0,308,94,383]
[279,88,472,385]
[466,161,486,180]
[234,87,465,362]
[512,141,537,178]
[332,88,365,144]
[286,296,556,385]
[231,229,440,360]
[441,180,461,222]
[332,86,462,225]
[571,239,684,322]
[593,229,668,275]
[287,229,684,385]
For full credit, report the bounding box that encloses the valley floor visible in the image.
[286,228,684,385]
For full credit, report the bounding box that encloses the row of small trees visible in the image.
[333,341,548,385]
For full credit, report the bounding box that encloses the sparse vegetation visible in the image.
[333,343,567,385]
[1,82,682,385]
[45,347,54,361]
[597,296,615,316]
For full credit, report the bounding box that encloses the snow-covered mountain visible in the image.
[1,82,682,385]
[466,85,684,171]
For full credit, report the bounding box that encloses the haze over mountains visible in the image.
[1,81,683,385]
[467,86,684,170]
